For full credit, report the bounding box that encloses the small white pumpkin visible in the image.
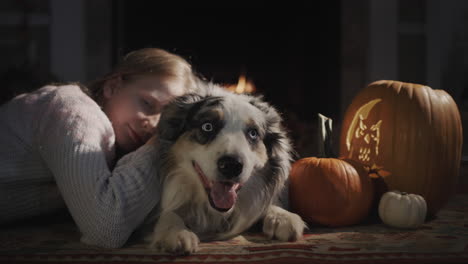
[378,190,427,229]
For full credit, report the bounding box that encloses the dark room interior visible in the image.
[2,1,468,263]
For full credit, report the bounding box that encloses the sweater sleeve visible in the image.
[36,87,161,248]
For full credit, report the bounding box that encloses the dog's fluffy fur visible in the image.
[149,82,305,254]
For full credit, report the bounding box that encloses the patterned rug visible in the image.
[2,195,468,264]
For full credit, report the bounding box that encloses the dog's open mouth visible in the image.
[192,160,241,212]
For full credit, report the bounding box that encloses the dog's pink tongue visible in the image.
[210,182,238,210]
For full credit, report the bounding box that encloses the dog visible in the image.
[148,82,306,254]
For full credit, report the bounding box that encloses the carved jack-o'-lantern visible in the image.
[340,80,463,215]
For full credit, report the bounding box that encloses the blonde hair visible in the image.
[87,48,197,104]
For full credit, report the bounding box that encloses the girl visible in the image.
[0,48,198,248]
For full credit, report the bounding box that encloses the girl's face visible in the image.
[102,74,185,153]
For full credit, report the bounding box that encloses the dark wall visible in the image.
[116,2,341,122]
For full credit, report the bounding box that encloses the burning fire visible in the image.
[226,75,256,94]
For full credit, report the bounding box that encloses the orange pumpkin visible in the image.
[289,157,374,227]
[339,80,463,215]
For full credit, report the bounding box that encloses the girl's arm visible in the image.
[37,88,161,248]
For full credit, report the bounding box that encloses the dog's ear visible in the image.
[249,95,296,209]
[249,95,295,176]
[156,93,205,141]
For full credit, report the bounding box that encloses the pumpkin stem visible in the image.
[366,164,392,178]
[317,113,337,158]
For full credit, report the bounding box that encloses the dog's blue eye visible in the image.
[201,122,213,132]
[248,129,258,140]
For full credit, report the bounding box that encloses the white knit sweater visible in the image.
[0,85,161,248]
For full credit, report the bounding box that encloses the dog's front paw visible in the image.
[149,229,200,255]
[263,206,306,242]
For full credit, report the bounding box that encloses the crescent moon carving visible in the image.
[346,98,382,152]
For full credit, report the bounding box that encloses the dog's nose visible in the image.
[217,155,243,179]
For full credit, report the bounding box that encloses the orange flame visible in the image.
[226,75,256,94]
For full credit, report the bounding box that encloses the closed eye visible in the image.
[139,96,163,114]
[138,96,153,109]
[142,98,152,107]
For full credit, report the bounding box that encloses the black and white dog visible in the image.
[149,82,305,254]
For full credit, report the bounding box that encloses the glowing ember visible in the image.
[226,75,256,94]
